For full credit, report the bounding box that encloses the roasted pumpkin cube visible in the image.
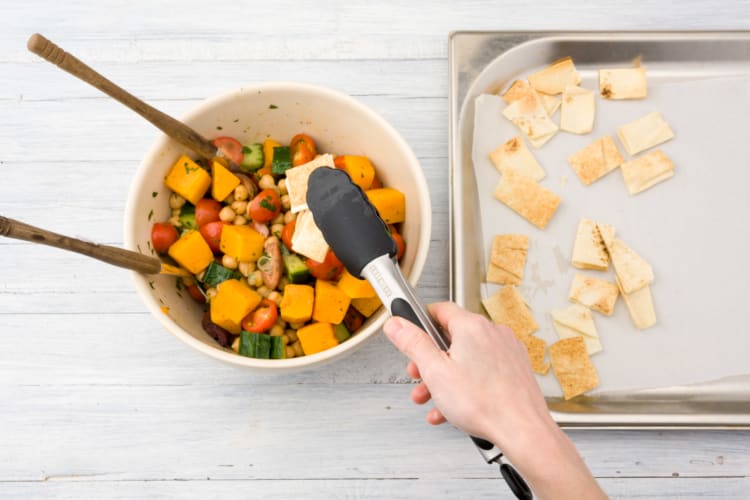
[167,230,214,274]
[297,322,339,355]
[211,160,241,202]
[164,155,211,205]
[351,295,383,317]
[337,269,376,299]
[220,224,264,262]
[280,284,315,324]
[210,279,262,334]
[312,279,351,324]
[335,155,375,190]
[365,188,406,224]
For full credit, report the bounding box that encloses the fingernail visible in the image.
[383,317,404,337]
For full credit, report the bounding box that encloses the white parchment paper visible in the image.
[471,76,750,397]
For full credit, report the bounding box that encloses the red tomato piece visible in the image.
[290,133,317,167]
[151,222,179,254]
[241,299,279,333]
[248,188,281,223]
[186,283,206,304]
[333,155,346,169]
[389,225,406,261]
[199,220,226,253]
[195,198,222,227]
[281,219,296,250]
[212,136,244,165]
[305,250,344,281]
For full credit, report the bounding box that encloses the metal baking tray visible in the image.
[449,31,750,428]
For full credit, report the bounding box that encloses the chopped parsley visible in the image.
[148,281,155,290]
[269,104,278,109]
[152,191,158,198]
[147,209,154,221]
[260,197,276,211]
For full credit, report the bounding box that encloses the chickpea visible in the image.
[206,287,218,301]
[224,194,235,205]
[283,211,296,224]
[285,346,296,358]
[168,215,182,228]
[256,286,270,298]
[169,193,186,209]
[195,270,206,281]
[238,261,252,277]
[271,223,284,238]
[281,334,290,345]
[247,270,263,287]
[280,194,291,210]
[231,337,240,353]
[222,254,238,270]
[292,341,304,357]
[278,178,288,195]
[219,206,236,222]
[258,175,275,190]
[231,200,248,215]
[286,330,298,343]
[233,215,247,226]
[267,291,282,305]
[171,207,181,218]
[271,213,284,225]
[270,325,284,337]
[234,184,249,202]
[289,321,305,330]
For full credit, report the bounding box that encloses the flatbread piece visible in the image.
[528,57,581,95]
[489,136,546,182]
[617,277,657,330]
[621,150,675,195]
[607,238,654,294]
[571,218,610,271]
[567,136,624,186]
[617,112,675,155]
[560,85,596,134]
[521,335,550,375]
[568,274,619,316]
[599,67,647,100]
[493,169,561,229]
[481,286,539,340]
[501,91,559,148]
[549,336,600,400]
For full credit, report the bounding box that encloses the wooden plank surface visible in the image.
[1,0,749,498]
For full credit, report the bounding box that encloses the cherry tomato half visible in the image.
[290,133,317,167]
[248,188,281,223]
[186,284,206,304]
[306,250,344,281]
[200,220,226,253]
[195,198,222,227]
[241,299,279,333]
[212,136,244,165]
[391,228,406,261]
[151,222,179,254]
[281,219,296,250]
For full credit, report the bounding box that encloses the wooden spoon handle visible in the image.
[0,215,162,275]
[27,33,217,161]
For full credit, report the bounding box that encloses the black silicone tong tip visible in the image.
[306,167,396,278]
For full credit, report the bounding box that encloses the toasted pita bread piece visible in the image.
[528,57,581,96]
[486,263,521,286]
[501,91,559,148]
[481,286,539,340]
[551,303,600,339]
[596,222,615,250]
[549,336,600,400]
[568,274,619,316]
[571,218,610,271]
[489,234,529,278]
[502,81,560,117]
[621,150,675,195]
[552,318,603,356]
[606,238,654,294]
[560,85,596,134]
[521,335,550,375]
[489,136,546,182]
[567,136,625,186]
[617,112,675,155]
[285,154,335,213]
[290,209,329,262]
[616,277,656,330]
[493,169,561,229]
[599,67,647,100]
[541,94,561,116]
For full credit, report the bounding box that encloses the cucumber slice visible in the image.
[270,336,286,359]
[281,244,310,283]
[271,146,292,175]
[333,323,351,343]
[239,331,272,359]
[202,261,241,287]
[240,143,264,172]
[239,331,255,357]
[178,204,197,231]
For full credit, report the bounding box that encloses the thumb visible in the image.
[383,316,445,373]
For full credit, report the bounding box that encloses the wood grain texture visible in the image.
[1,0,749,498]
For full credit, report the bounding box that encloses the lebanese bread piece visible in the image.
[528,57,582,96]
[607,238,654,294]
[552,320,603,356]
[551,304,599,339]
[571,218,610,271]
[621,150,675,195]
[285,154,335,213]
[560,85,596,134]
[501,92,559,148]
[493,169,561,229]
[599,67,647,100]
[568,274,619,316]
[617,112,675,155]
[567,136,625,186]
[501,79,533,104]
[549,336,600,400]
[521,335,550,375]
[617,277,657,330]
[486,263,521,286]
[596,222,615,250]
[489,136,546,182]
[541,94,561,116]
[490,234,529,279]
[481,286,539,340]
[290,209,329,262]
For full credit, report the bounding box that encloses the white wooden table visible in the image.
[2,1,749,498]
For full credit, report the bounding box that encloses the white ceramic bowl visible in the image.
[124,82,431,372]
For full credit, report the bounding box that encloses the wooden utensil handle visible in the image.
[0,215,162,275]
[27,33,217,161]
